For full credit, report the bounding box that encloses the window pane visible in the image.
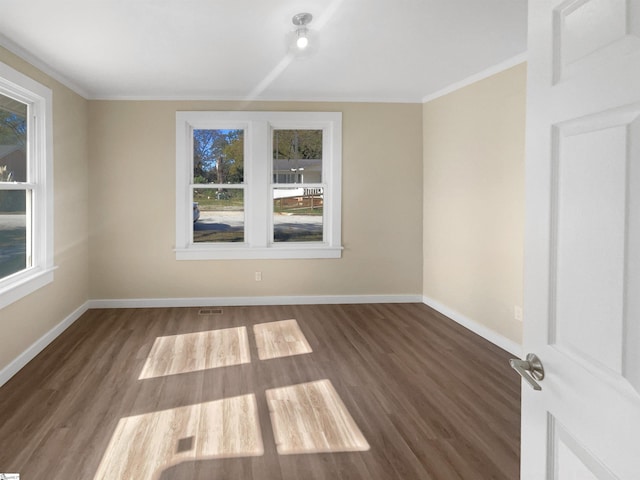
[273,187,323,242]
[273,130,322,184]
[193,129,244,184]
[193,188,244,243]
[0,189,27,279]
[0,93,27,183]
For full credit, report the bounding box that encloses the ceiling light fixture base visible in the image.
[292,13,313,27]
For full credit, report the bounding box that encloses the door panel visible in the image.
[552,113,632,376]
[553,0,640,82]
[522,0,640,478]
[550,417,616,480]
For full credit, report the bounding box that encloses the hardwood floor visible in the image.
[0,303,520,479]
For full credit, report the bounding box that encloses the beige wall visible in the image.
[0,47,89,371]
[88,101,423,299]
[422,63,526,344]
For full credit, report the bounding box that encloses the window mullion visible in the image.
[25,187,33,268]
[246,120,269,248]
[0,182,36,190]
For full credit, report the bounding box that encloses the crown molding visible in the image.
[0,33,90,99]
[422,52,527,104]
[88,93,423,103]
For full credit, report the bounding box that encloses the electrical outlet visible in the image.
[514,306,523,322]
[255,271,262,281]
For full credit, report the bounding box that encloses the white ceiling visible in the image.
[0,0,528,102]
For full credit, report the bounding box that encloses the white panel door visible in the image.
[522,1,640,478]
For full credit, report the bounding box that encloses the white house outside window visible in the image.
[175,111,342,260]
[0,61,54,309]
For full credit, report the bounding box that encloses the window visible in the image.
[0,61,54,309]
[176,112,342,259]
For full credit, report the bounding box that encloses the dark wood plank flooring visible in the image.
[0,303,520,479]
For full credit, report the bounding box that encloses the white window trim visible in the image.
[0,61,54,309]
[175,111,342,260]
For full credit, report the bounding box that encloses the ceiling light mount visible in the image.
[292,12,313,50]
[292,12,313,27]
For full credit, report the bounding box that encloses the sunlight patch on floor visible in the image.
[253,319,313,360]
[139,327,251,379]
[266,379,370,455]
[93,394,264,480]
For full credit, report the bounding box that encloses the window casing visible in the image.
[176,111,342,259]
[0,61,54,309]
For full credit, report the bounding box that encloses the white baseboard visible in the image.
[88,294,423,309]
[0,301,89,388]
[422,295,522,356]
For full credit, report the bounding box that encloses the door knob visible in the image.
[509,353,545,391]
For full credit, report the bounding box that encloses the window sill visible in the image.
[175,245,343,260]
[0,266,56,310]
